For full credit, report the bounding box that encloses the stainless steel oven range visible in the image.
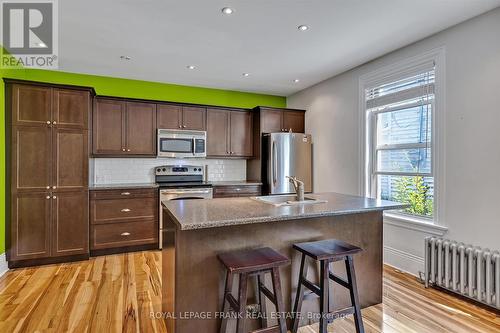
[156,165,212,248]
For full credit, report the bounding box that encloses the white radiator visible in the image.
[424,237,500,310]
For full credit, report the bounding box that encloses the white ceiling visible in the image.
[59,0,500,96]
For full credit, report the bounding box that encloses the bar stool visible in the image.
[218,247,290,333]
[291,239,365,333]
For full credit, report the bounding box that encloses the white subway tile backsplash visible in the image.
[91,157,246,184]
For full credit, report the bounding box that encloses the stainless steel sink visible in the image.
[251,195,327,207]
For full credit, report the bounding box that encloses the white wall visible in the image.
[287,8,500,275]
[91,158,246,184]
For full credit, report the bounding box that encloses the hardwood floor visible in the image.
[0,250,498,333]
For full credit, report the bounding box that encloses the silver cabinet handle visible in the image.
[46,120,51,125]
[178,125,182,128]
[122,148,126,151]
[46,195,51,199]
[272,140,277,185]
[183,125,186,128]
[52,121,57,125]
[121,232,131,236]
[52,186,56,189]
[52,196,57,199]
[121,192,130,196]
[121,208,131,212]
[127,149,131,152]
[46,186,50,189]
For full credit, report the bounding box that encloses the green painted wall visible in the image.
[0,67,285,255]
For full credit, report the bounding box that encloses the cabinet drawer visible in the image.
[90,188,157,200]
[90,196,157,224]
[213,185,261,198]
[91,221,158,250]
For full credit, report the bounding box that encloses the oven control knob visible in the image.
[162,168,166,171]
[157,168,161,172]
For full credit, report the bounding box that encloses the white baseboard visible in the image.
[383,246,424,277]
[0,253,8,278]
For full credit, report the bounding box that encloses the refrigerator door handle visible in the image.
[272,140,278,185]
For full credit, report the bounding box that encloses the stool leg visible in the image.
[220,271,234,333]
[257,272,268,328]
[271,267,287,333]
[345,256,365,333]
[292,253,308,333]
[236,273,248,333]
[319,259,330,333]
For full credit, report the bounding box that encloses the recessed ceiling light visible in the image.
[120,55,131,60]
[242,73,250,77]
[298,25,309,31]
[221,7,233,15]
[293,79,300,83]
[187,65,196,70]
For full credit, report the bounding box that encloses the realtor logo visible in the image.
[1,0,58,68]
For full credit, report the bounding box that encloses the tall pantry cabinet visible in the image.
[6,81,93,268]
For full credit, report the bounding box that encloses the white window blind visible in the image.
[366,62,435,218]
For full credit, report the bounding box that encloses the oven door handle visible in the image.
[192,137,196,156]
[161,189,212,195]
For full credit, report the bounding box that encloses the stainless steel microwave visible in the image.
[157,129,206,158]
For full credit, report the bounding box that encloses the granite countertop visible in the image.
[162,192,406,230]
[90,183,159,190]
[211,180,263,186]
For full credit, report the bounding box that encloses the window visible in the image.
[366,63,435,219]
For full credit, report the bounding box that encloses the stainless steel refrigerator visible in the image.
[262,132,312,195]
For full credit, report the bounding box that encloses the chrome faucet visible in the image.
[286,176,305,201]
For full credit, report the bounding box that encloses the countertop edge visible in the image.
[164,204,403,231]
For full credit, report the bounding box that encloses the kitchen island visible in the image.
[161,192,404,333]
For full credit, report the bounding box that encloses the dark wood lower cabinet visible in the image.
[213,184,262,198]
[90,188,159,254]
[52,191,89,257]
[10,192,52,261]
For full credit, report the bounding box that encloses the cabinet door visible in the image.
[10,192,51,260]
[11,84,52,127]
[53,128,88,191]
[12,126,52,192]
[182,106,206,130]
[53,89,90,129]
[206,109,229,156]
[229,111,253,157]
[126,102,157,155]
[157,104,182,129]
[51,191,89,256]
[92,99,126,155]
[283,111,305,133]
[260,109,283,133]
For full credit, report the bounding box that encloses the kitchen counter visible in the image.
[89,183,158,190]
[161,192,404,333]
[211,180,263,186]
[161,192,403,230]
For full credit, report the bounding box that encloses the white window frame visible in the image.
[358,47,447,233]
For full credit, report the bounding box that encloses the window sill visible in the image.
[383,212,448,236]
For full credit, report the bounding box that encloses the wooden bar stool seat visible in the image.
[291,239,365,333]
[218,247,290,333]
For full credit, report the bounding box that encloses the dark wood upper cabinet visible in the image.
[157,104,182,129]
[182,106,206,130]
[53,89,90,129]
[11,84,52,127]
[53,128,88,191]
[207,108,253,158]
[51,190,89,257]
[229,111,253,157]
[93,98,156,156]
[157,104,206,130]
[126,102,157,155]
[283,110,305,133]
[10,192,52,261]
[261,109,283,133]
[206,108,229,156]
[92,98,126,155]
[12,126,52,192]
